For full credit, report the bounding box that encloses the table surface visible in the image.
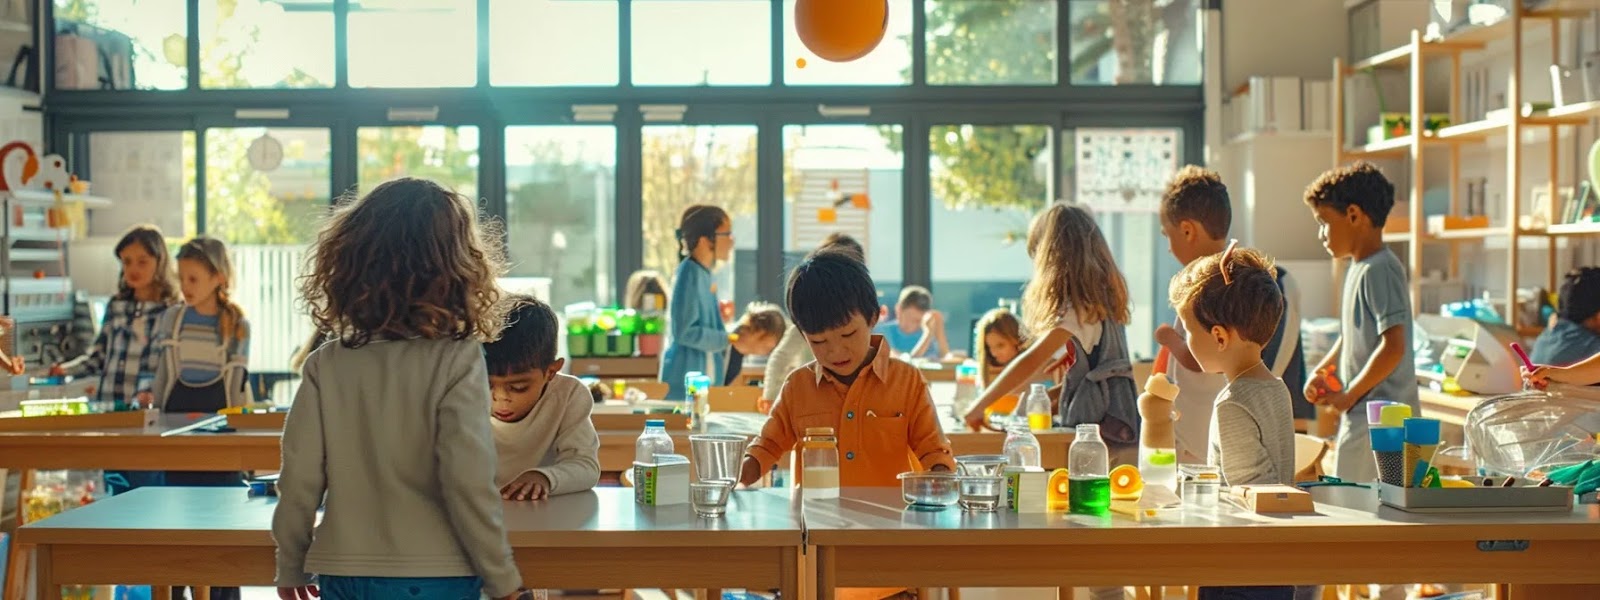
[802,486,1600,546]
[18,486,804,549]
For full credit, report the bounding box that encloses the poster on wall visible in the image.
[1073,128,1179,213]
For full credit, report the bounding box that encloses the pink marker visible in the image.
[1511,343,1535,371]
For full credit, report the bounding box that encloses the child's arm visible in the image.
[669,268,732,353]
[229,319,252,407]
[909,310,952,359]
[908,384,955,472]
[535,382,602,496]
[1323,328,1401,412]
[434,347,522,599]
[1526,352,1600,387]
[740,379,800,485]
[56,310,113,376]
[272,354,328,589]
[1154,323,1202,373]
[147,310,177,408]
[963,327,1071,429]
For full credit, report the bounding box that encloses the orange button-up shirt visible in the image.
[746,336,955,486]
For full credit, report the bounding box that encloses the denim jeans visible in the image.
[319,576,485,600]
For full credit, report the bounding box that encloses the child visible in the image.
[726,303,786,386]
[1303,162,1418,483]
[763,233,866,406]
[659,205,733,399]
[1524,352,1600,387]
[1530,267,1600,366]
[274,178,525,600]
[973,308,1028,390]
[623,269,669,313]
[875,286,949,359]
[55,225,179,411]
[1171,245,1297,600]
[483,295,601,502]
[1155,165,1311,465]
[151,237,251,414]
[963,204,1140,458]
[739,251,954,487]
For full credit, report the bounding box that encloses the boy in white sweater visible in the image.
[484,295,602,501]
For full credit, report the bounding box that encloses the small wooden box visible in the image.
[1231,484,1314,513]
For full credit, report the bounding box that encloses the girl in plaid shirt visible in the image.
[54,225,178,410]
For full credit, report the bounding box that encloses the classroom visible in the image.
[2,0,1600,599]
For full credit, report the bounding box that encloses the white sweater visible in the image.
[491,373,601,494]
[272,338,521,598]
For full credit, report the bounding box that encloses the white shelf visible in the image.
[1227,130,1332,145]
[7,248,61,262]
[0,20,28,35]
[7,190,112,209]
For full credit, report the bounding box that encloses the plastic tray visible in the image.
[1378,482,1573,513]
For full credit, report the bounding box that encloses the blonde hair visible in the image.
[1021,203,1130,335]
[176,236,246,341]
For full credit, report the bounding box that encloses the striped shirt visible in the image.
[61,299,173,406]
[1209,377,1296,487]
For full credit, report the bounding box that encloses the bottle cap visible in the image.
[645,419,665,427]
[1030,383,1047,395]
[1379,403,1413,428]
[1370,426,1404,452]
[804,427,836,436]
[1075,423,1100,436]
[1404,418,1441,445]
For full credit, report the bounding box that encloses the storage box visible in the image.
[1377,482,1573,513]
[633,455,690,506]
[1230,485,1314,513]
[1004,468,1051,513]
[1426,214,1491,234]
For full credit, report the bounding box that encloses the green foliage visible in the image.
[639,127,757,276]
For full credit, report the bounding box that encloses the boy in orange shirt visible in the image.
[739,250,954,486]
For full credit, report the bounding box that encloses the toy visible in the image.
[794,0,889,62]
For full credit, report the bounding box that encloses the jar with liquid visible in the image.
[1179,464,1221,509]
[1067,424,1111,515]
[800,427,840,499]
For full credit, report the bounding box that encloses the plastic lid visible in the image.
[645,419,666,427]
[1148,450,1177,465]
[1030,383,1047,395]
[1404,417,1441,445]
[1143,375,1178,401]
[1379,403,1413,428]
[804,427,836,436]
[1370,426,1404,452]
[1365,400,1394,425]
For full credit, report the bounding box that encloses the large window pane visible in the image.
[505,126,616,309]
[54,0,186,90]
[357,126,480,198]
[202,128,329,374]
[924,0,1056,86]
[349,1,475,88]
[782,124,903,298]
[783,0,911,86]
[641,125,757,311]
[491,0,618,86]
[200,0,334,88]
[632,1,770,86]
[1063,127,1185,359]
[1068,0,1201,85]
[929,124,1052,355]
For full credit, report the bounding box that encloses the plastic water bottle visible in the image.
[1024,383,1052,432]
[1002,423,1042,469]
[635,419,674,464]
[1068,424,1111,515]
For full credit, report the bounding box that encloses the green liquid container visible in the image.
[1067,476,1111,515]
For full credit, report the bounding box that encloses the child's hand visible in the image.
[1153,324,1184,352]
[962,406,988,432]
[921,309,945,331]
[1314,389,1358,413]
[738,456,762,486]
[1303,378,1327,403]
[5,355,23,376]
[501,472,551,501]
[135,391,153,409]
[48,363,65,377]
[1522,365,1554,390]
[277,585,319,600]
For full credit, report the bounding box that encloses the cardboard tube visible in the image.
[1403,418,1441,488]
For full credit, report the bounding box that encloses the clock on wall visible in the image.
[247,133,284,172]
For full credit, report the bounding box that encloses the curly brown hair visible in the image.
[1021,203,1130,335]
[1167,246,1283,345]
[113,225,179,303]
[301,178,508,348]
[1160,165,1231,239]
[1303,161,1396,227]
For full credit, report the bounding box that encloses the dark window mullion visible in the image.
[335,0,350,89]
[187,0,200,90]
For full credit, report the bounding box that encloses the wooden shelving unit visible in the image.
[1333,5,1600,329]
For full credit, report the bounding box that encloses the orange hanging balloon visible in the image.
[794,0,889,62]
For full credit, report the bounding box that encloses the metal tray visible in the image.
[1378,482,1573,513]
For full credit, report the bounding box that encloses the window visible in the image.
[782,0,912,86]
[505,126,617,310]
[924,0,1056,86]
[490,0,618,86]
[54,0,187,90]
[1063,127,1185,358]
[202,128,330,244]
[1068,0,1202,85]
[348,0,475,88]
[928,124,1052,355]
[631,1,770,86]
[199,0,334,88]
[782,124,903,297]
[640,125,757,310]
[357,126,480,198]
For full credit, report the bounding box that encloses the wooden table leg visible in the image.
[34,545,60,600]
[6,469,35,600]
[816,546,836,600]
[779,546,800,600]
[154,586,174,599]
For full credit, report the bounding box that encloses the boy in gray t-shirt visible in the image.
[1170,244,1297,600]
[1303,163,1419,483]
